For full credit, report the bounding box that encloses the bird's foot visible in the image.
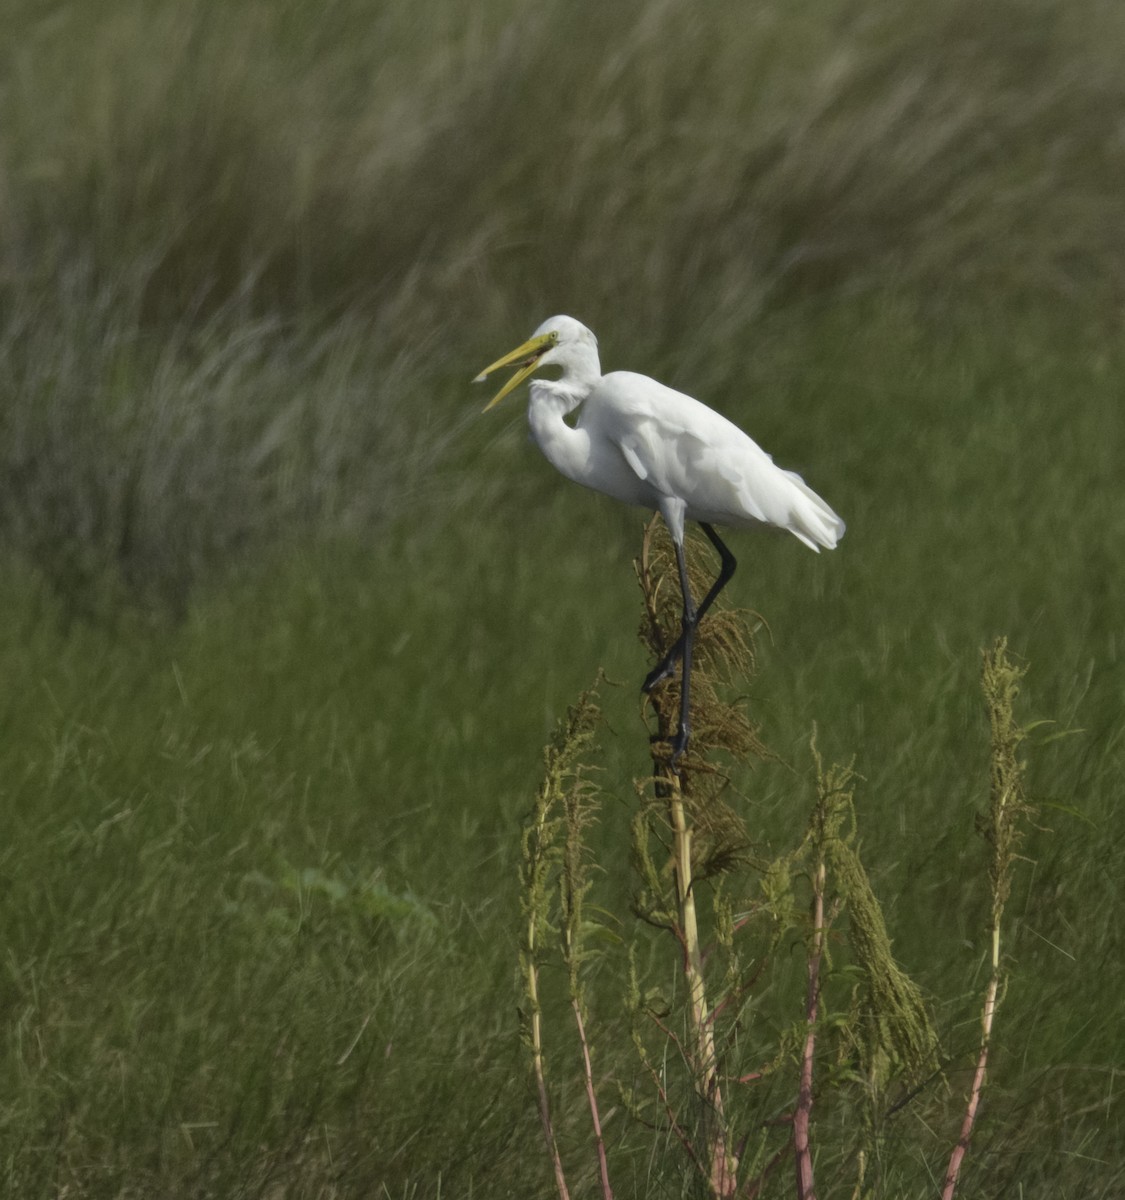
[668,726,690,767]
[643,641,685,693]
[647,728,690,769]
[642,660,675,693]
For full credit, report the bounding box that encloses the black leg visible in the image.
[643,522,738,694]
[696,522,738,621]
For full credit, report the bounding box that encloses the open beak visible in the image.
[473,332,555,412]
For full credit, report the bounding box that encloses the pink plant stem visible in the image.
[534,1057,571,1200]
[794,860,825,1200]
[743,1139,793,1199]
[637,1042,707,1175]
[941,971,999,1200]
[572,997,614,1200]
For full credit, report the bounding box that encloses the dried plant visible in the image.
[941,638,1035,1199]
[519,679,612,1200]
[520,531,1040,1200]
[633,517,772,1197]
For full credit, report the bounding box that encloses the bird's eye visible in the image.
[550,332,559,343]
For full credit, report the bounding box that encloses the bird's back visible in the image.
[581,371,844,550]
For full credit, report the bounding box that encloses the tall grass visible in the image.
[6,0,1124,316]
[3,0,1125,607]
[0,267,450,617]
[0,0,1122,1195]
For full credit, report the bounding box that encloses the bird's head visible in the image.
[474,316,599,411]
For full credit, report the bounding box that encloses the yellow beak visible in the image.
[473,332,556,412]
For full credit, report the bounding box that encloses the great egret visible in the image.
[475,315,844,764]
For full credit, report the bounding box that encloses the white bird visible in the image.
[475,315,844,764]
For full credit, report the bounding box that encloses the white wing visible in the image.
[581,371,844,550]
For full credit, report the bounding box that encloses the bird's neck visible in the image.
[527,379,594,487]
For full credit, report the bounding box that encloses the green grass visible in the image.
[0,0,1124,1195]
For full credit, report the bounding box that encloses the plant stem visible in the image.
[635,1023,708,1173]
[794,856,824,1200]
[668,775,737,1197]
[571,997,614,1199]
[941,927,1000,1200]
[744,1140,793,1199]
[526,909,570,1200]
[944,639,1029,1198]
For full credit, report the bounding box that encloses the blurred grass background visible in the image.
[0,0,1123,1195]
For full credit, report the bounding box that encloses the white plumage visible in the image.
[475,314,844,763]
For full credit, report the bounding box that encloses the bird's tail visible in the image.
[783,470,846,551]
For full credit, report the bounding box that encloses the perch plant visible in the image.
[634,517,769,1196]
[519,524,1037,1200]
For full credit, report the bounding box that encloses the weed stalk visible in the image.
[520,685,604,1200]
[668,770,738,1196]
[794,846,825,1200]
[559,710,614,1200]
[942,637,1033,1199]
[636,518,765,1197]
